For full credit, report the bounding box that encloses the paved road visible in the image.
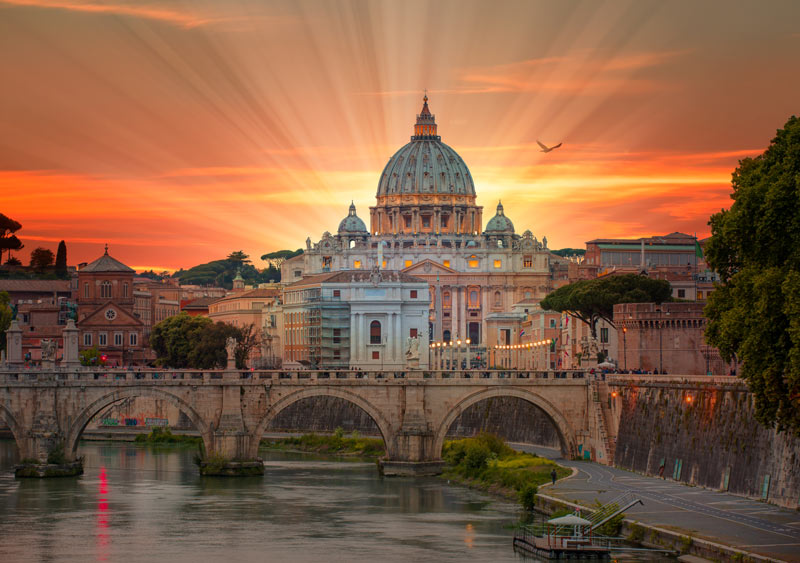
[512,444,800,562]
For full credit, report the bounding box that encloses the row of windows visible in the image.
[83,332,138,347]
[600,251,697,267]
[84,281,129,299]
[344,256,538,272]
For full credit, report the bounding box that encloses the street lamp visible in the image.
[622,326,627,372]
[465,338,471,369]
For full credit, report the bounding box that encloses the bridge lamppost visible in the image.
[456,339,462,370]
[622,327,627,372]
[465,338,471,370]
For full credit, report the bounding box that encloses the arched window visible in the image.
[443,292,451,307]
[123,282,128,298]
[443,330,451,343]
[370,320,381,344]
[494,291,502,307]
[470,290,478,306]
[83,282,89,298]
[101,281,112,299]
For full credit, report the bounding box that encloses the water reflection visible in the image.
[0,441,670,562]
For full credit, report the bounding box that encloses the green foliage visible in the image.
[134,427,202,445]
[262,431,385,457]
[55,240,68,278]
[175,250,280,288]
[150,313,212,368]
[29,247,54,271]
[260,248,304,270]
[0,213,23,264]
[628,523,646,544]
[46,443,67,465]
[550,248,586,258]
[705,115,800,433]
[79,346,106,367]
[540,274,671,338]
[151,314,259,369]
[4,256,21,266]
[442,434,568,509]
[519,484,538,511]
[592,500,624,536]
[188,320,239,369]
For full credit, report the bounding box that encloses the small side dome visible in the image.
[485,201,515,233]
[338,201,368,233]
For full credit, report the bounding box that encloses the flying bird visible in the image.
[537,140,563,153]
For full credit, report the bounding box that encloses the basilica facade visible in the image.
[283,96,559,350]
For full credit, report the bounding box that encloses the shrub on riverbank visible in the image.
[442,433,570,508]
[134,427,203,446]
[261,428,385,457]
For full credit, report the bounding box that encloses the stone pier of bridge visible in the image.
[0,367,615,476]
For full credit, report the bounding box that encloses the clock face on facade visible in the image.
[105,309,117,321]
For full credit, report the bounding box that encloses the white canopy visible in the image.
[597,362,616,369]
[547,514,592,526]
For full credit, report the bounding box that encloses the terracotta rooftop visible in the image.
[81,247,135,273]
[181,296,220,309]
[0,280,72,293]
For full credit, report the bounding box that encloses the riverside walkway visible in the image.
[520,444,800,562]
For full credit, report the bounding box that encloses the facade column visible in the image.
[434,285,443,342]
[351,313,359,365]
[394,312,402,365]
[360,313,367,362]
[461,286,468,342]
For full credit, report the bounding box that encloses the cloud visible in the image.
[0,0,254,28]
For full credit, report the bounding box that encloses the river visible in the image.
[0,440,672,562]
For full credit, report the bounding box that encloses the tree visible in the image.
[150,313,213,368]
[29,247,55,271]
[80,346,106,367]
[0,214,23,264]
[260,248,304,270]
[226,250,251,264]
[704,115,800,434]
[4,256,21,266]
[55,240,68,278]
[189,321,239,369]
[0,291,12,355]
[540,274,671,338]
[234,324,259,369]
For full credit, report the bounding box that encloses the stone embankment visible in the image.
[608,375,800,510]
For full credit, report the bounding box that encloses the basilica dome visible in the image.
[376,96,475,198]
[338,202,368,234]
[485,201,515,233]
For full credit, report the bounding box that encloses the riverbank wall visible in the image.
[534,490,779,562]
[607,375,800,510]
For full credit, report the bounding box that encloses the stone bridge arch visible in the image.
[0,402,23,457]
[249,387,395,459]
[433,388,578,459]
[66,388,213,457]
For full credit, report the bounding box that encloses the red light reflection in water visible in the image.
[97,466,110,561]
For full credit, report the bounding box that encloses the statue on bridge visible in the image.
[40,339,57,370]
[225,337,237,369]
[405,336,420,368]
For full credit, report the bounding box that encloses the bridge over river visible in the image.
[0,368,615,475]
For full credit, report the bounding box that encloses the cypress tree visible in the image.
[55,240,68,278]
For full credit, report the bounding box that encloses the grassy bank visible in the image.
[261,428,385,458]
[442,433,570,509]
[134,427,203,446]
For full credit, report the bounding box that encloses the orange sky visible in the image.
[2,0,799,271]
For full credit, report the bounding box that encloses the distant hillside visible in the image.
[551,248,586,258]
[173,251,281,289]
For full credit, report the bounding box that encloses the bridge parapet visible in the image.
[0,368,590,384]
[0,367,605,476]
